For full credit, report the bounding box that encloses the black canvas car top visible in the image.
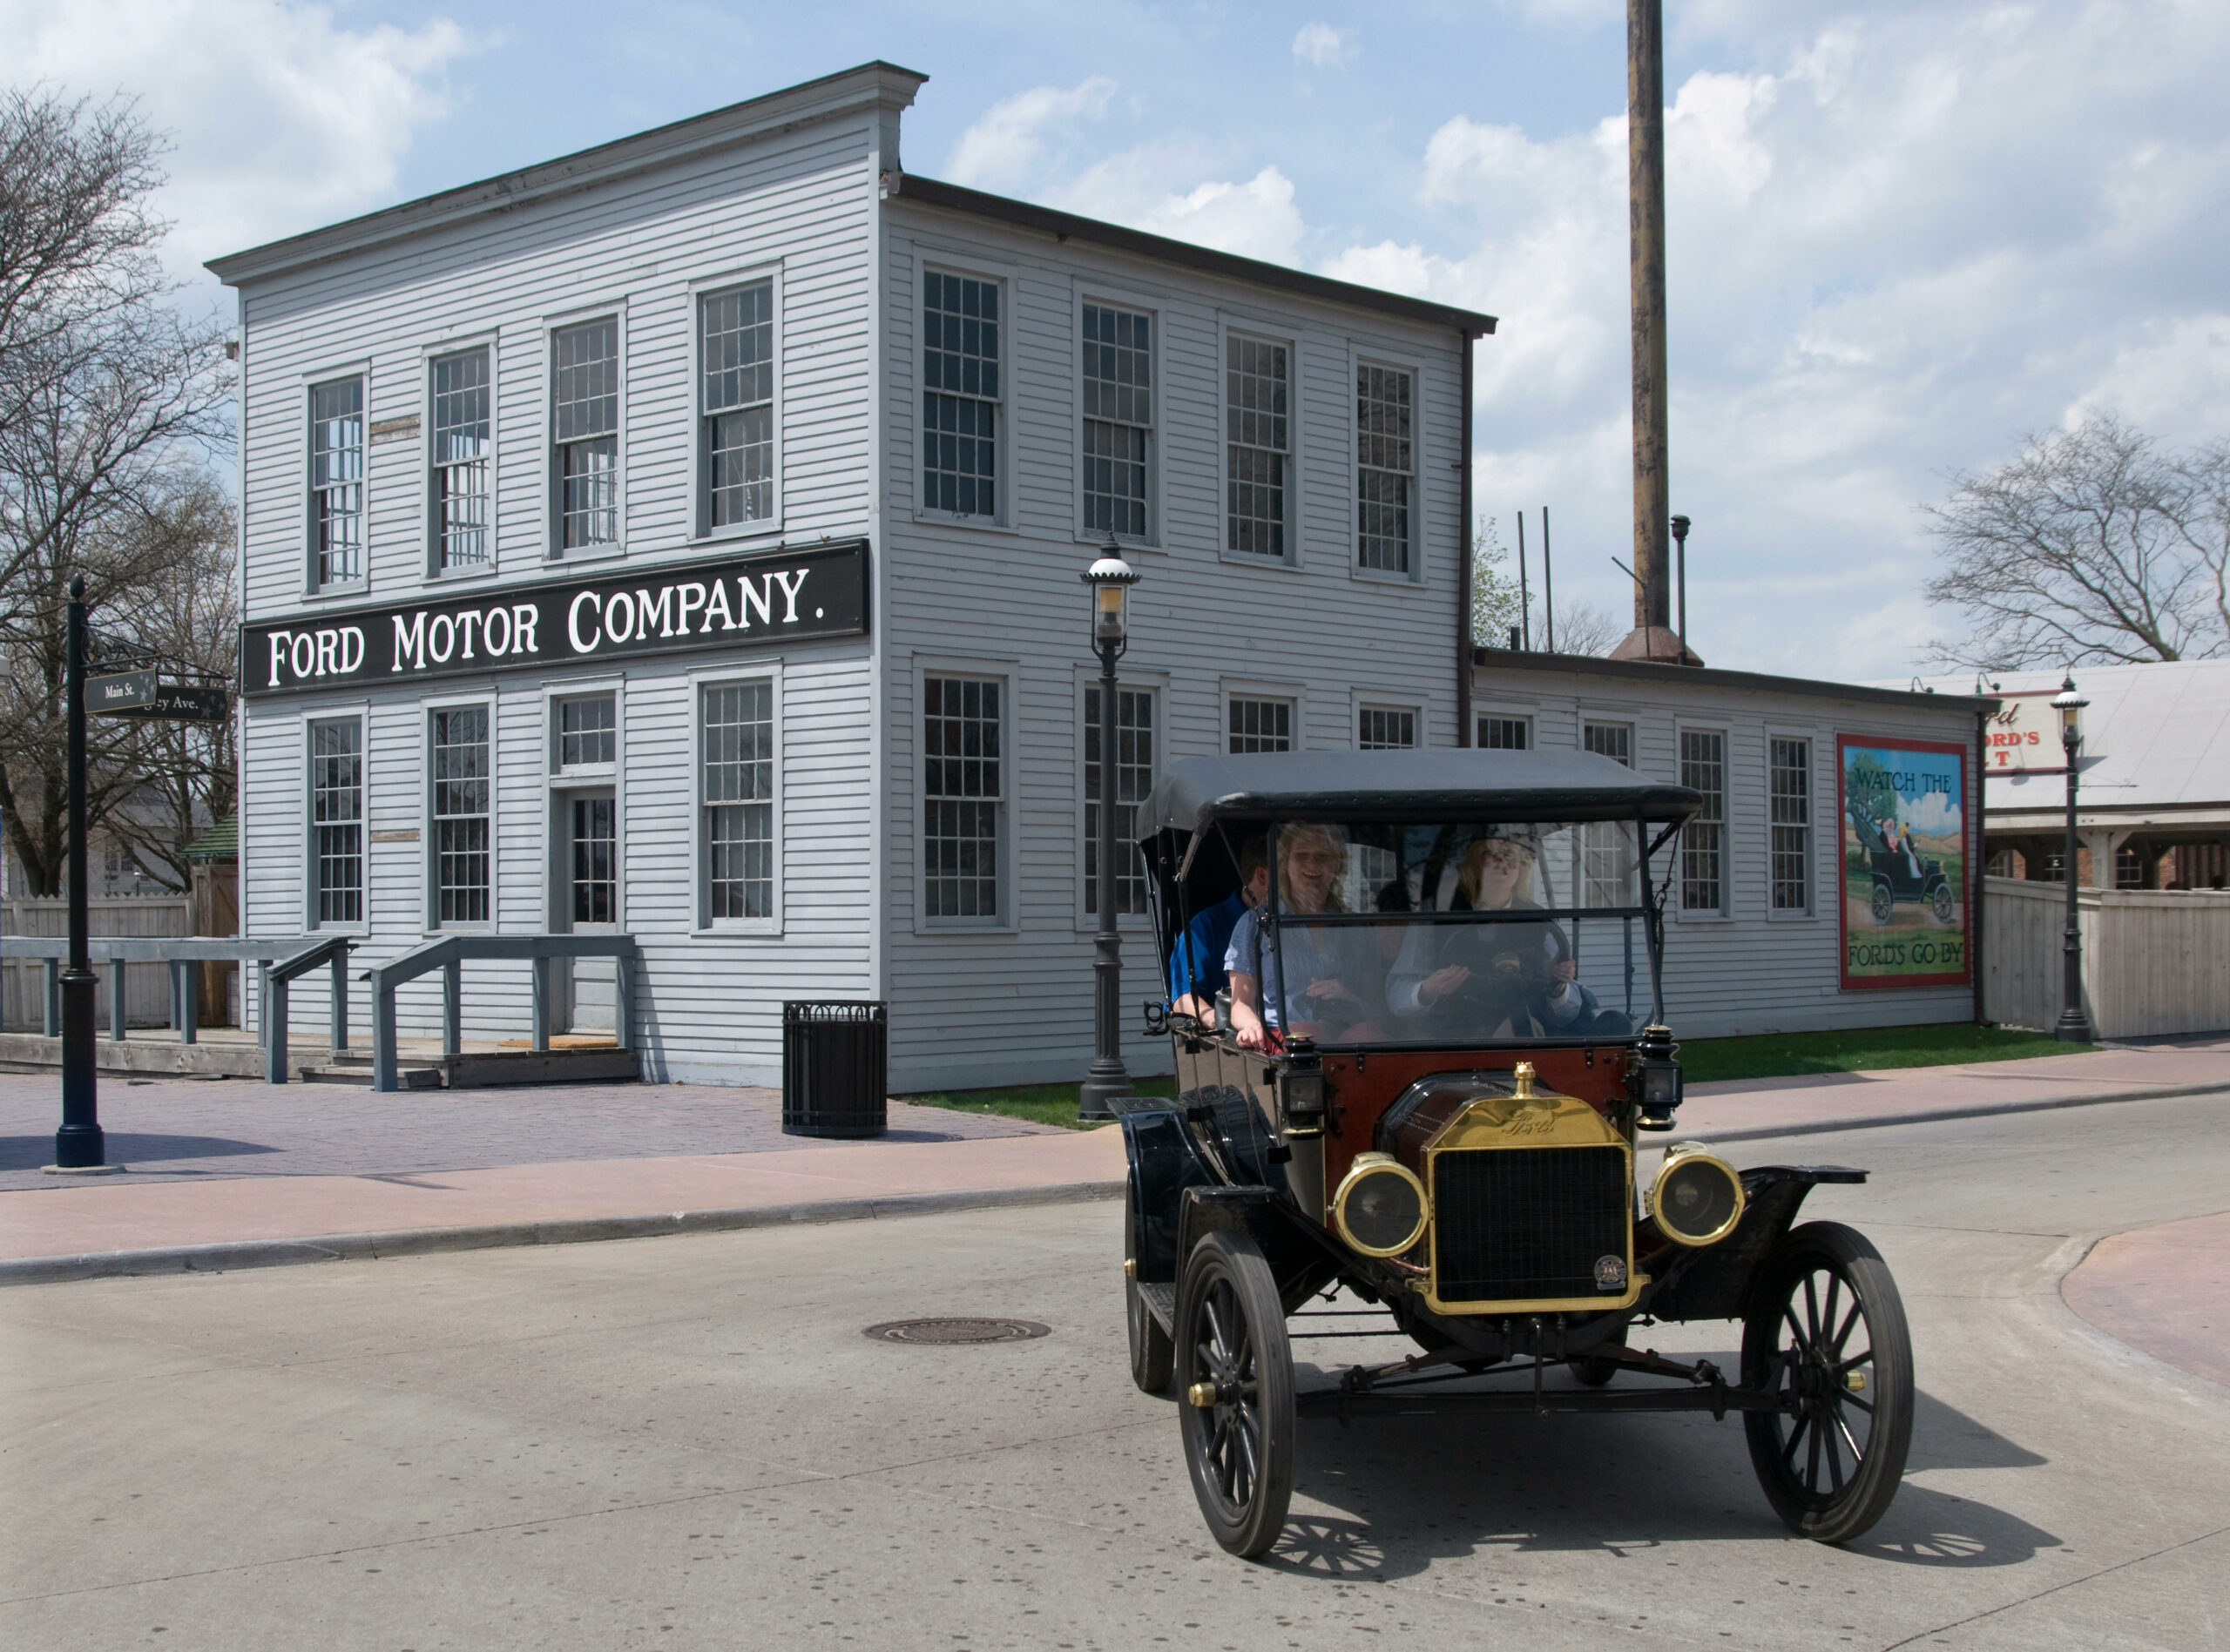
[1139,748,1703,837]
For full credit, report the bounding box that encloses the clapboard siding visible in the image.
[878,206,1472,1089]
[1471,661,1984,1039]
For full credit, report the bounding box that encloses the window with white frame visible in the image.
[1226,334,1288,557]
[308,376,364,588]
[553,319,618,553]
[923,676,1003,922]
[1581,721,1632,905]
[555,692,615,772]
[1228,695,1293,753]
[1770,737,1811,912]
[1356,364,1414,573]
[308,718,362,926]
[1680,729,1727,913]
[701,281,774,531]
[922,272,999,519]
[429,706,491,924]
[1085,685,1154,917]
[1081,303,1151,539]
[430,347,491,570]
[701,679,774,922]
[1478,715,1530,750]
[1359,706,1416,750]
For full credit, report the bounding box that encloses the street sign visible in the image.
[103,684,232,723]
[88,670,157,711]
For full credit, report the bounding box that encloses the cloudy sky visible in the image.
[9,0,2226,680]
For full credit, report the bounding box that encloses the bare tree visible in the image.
[1923,414,2230,668]
[1542,600,1621,657]
[0,88,234,897]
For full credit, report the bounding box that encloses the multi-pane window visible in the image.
[1583,722,1632,765]
[431,347,490,570]
[1770,738,1812,912]
[308,376,364,587]
[702,680,774,921]
[430,706,491,925]
[309,718,362,926]
[1229,696,1293,754]
[1085,686,1154,916]
[1581,722,1632,905]
[1357,364,1414,573]
[922,273,999,518]
[571,796,618,926]
[924,676,1003,921]
[2115,842,2146,889]
[1479,716,1530,750]
[557,694,615,770]
[1082,303,1151,539]
[1226,336,1288,557]
[1680,729,1727,914]
[701,281,774,530]
[553,319,618,552]
[1359,707,1416,750]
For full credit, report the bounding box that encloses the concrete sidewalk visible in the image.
[1,1042,2222,1286]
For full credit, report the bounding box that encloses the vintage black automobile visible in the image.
[1847,801,1958,926]
[1118,750,1913,1558]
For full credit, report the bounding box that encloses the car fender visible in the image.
[1178,1185,1347,1313]
[1121,1106,1218,1286]
[1643,1166,1868,1323]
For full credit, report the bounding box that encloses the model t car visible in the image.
[1118,750,1912,1558]
[1846,800,1958,926]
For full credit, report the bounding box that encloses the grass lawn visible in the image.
[899,1024,2089,1125]
[1677,1022,2088,1083]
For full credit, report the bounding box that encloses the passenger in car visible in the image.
[1167,838,1268,1028]
[1226,823,1385,1049]
[1386,834,1598,1035]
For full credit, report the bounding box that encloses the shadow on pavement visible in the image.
[0,1133,280,1173]
[1254,1379,2058,1581]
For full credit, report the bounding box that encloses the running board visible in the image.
[1137,1280,1177,1332]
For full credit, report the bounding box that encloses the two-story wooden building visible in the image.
[212,63,1493,1089]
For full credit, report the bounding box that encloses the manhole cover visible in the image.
[863,1317,1051,1345]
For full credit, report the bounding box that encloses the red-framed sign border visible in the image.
[1835,732,1975,993]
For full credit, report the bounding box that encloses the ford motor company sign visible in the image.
[240,540,868,697]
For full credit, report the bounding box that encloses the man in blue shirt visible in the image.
[1167,838,1267,1028]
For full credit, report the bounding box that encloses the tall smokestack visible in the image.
[1612,0,1700,666]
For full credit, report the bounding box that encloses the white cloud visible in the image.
[1,0,476,277]
[1046,155,1307,266]
[1901,791,1963,837]
[943,78,1113,194]
[1292,24,1357,68]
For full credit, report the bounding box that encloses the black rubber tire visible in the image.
[1125,1177,1173,1393]
[1868,882,1895,925]
[1176,1231,1295,1559]
[1567,1355,1618,1387]
[1742,1221,1915,1545]
[1929,882,1956,925]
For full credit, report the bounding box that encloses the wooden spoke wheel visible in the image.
[1742,1222,1914,1544]
[1868,882,1896,925]
[1929,881,1957,924]
[1176,1231,1295,1558]
[1124,1179,1172,1394]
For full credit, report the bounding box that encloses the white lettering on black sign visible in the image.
[240,542,868,696]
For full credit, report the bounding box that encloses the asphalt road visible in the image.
[3,1096,2227,1650]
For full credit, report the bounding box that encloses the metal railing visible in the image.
[363,934,639,1092]
[262,935,357,1084]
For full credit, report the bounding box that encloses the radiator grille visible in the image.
[1431,1146,1629,1303]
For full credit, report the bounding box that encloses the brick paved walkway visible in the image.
[0,1071,1054,1191]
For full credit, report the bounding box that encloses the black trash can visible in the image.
[780,1001,889,1137]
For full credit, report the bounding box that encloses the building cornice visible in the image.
[206,62,928,287]
[1470,647,1997,715]
[893,175,1497,337]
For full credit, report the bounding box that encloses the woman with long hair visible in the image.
[1226,824,1382,1050]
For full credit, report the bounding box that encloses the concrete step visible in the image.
[298,1046,639,1089]
[299,1063,442,1089]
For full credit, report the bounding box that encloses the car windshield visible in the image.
[1226,819,1652,1047]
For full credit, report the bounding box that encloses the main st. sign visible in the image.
[239,540,868,697]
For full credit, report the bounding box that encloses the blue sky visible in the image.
[10,0,2228,680]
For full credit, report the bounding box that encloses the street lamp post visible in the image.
[54,574,105,1169]
[1078,535,1140,1123]
[2052,676,2091,1043]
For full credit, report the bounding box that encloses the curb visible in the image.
[0,1177,1125,1288]
[1687,1077,2230,1147]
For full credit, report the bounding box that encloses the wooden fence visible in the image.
[0,897,233,1030]
[1983,876,2230,1038]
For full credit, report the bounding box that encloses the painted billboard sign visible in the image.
[1983,690,2069,773]
[1836,734,1971,990]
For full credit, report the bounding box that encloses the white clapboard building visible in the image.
[212,63,1493,1089]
